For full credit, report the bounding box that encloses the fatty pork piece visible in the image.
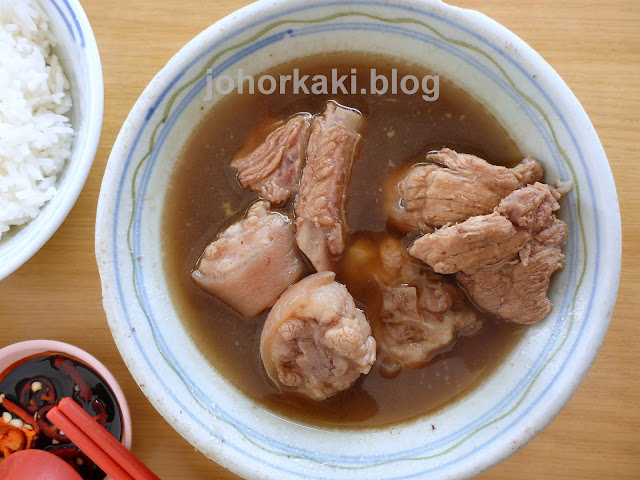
[410,183,569,324]
[231,114,313,205]
[375,238,482,376]
[295,102,365,272]
[260,271,376,401]
[192,201,306,317]
[388,148,544,230]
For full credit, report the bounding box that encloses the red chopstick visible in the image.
[46,406,135,480]
[59,398,160,480]
[47,398,161,480]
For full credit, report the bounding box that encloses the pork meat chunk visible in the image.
[192,201,306,317]
[458,221,568,325]
[231,114,313,205]
[410,183,562,274]
[388,148,544,230]
[295,102,365,271]
[408,213,530,275]
[375,238,482,375]
[410,182,569,324]
[260,271,376,400]
[497,180,561,230]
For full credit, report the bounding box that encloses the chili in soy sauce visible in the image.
[0,353,123,479]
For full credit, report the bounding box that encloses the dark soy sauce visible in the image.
[0,354,123,479]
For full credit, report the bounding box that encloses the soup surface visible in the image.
[164,53,526,427]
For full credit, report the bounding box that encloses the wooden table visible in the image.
[1,0,638,478]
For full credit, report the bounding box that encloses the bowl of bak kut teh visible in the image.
[95,0,621,478]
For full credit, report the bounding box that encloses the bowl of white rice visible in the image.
[0,0,102,279]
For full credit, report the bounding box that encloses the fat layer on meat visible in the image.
[192,201,306,317]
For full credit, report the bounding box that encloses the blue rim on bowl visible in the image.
[96,1,621,479]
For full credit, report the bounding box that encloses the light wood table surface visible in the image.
[1,0,638,478]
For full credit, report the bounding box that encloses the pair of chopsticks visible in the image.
[47,398,161,480]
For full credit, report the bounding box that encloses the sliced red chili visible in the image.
[0,396,40,435]
[47,446,85,460]
[47,446,95,479]
[0,424,26,457]
[91,400,107,427]
[38,404,68,442]
[53,358,92,402]
[19,377,56,413]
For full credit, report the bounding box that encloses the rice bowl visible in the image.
[0,0,74,238]
[0,0,102,280]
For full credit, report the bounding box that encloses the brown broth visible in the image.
[163,53,526,428]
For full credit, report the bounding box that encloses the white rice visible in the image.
[0,0,73,239]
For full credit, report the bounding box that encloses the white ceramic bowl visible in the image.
[0,0,103,280]
[96,1,621,479]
